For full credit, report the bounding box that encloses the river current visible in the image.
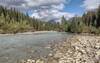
[0,32,72,63]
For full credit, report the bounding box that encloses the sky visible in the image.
[0,0,100,21]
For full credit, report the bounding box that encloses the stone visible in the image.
[96,50,100,56]
[21,35,100,63]
[36,59,44,63]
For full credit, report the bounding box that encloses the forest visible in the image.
[0,5,100,34]
[0,6,60,34]
[61,6,100,34]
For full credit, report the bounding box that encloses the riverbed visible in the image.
[0,31,72,63]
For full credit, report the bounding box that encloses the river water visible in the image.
[0,32,72,63]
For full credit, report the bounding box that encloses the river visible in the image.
[0,31,72,63]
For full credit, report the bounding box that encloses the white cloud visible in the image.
[31,9,75,22]
[82,0,100,10]
[0,0,69,10]
[0,0,73,21]
[51,4,65,10]
[25,0,67,7]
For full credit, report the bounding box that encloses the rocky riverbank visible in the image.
[20,35,100,63]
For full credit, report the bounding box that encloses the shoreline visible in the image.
[21,35,100,63]
[0,31,57,35]
[0,31,100,36]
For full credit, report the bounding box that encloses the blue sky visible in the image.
[64,0,85,16]
[0,0,99,21]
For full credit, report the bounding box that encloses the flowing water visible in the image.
[0,31,72,63]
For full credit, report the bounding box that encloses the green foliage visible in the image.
[0,6,60,34]
[1,5,100,34]
[60,16,70,32]
[60,5,100,34]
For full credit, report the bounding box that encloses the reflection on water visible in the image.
[0,32,71,63]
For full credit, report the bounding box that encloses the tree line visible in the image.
[61,6,100,34]
[1,5,100,34]
[0,6,60,34]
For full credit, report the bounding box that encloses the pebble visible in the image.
[20,35,100,63]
